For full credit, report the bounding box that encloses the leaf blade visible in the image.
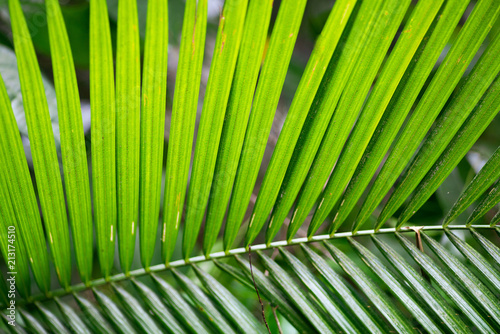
[280,247,358,334]
[467,180,500,226]
[283,0,383,240]
[55,298,92,334]
[444,146,500,226]
[92,288,138,334]
[192,265,264,334]
[258,251,335,333]
[232,255,313,333]
[140,0,169,268]
[445,230,500,292]
[397,233,493,333]
[151,274,210,334]
[0,170,31,298]
[471,228,500,266]
[398,75,500,226]
[349,237,441,333]
[116,0,141,273]
[371,235,471,333]
[112,283,163,334]
[301,244,383,333]
[35,301,71,334]
[324,241,416,334]
[336,0,469,232]
[90,0,117,277]
[422,232,500,325]
[74,293,117,334]
[171,269,236,333]
[311,0,437,236]
[131,279,186,334]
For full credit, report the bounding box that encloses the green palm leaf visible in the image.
[1,0,500,332]
[141,0,169,267]
[90,0,117,278]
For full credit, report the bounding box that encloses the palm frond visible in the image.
[90,0,117,278]
[115,0,141,274]
[140,0,169,267]
[1,0,500,332]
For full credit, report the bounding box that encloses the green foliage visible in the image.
[115,0,141,274]
[1,0,499,332]
[140,0,169,268]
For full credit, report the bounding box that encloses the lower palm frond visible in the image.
[1,227,498,333]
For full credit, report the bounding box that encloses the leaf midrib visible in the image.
[16,224,494,306]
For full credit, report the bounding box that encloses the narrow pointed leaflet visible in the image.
[0,171,30,298]
[90,0,117,277]
[397,75,500,227]
[348,237,440,332]
[314,0,443,235]
[141,0,169,267]
[371,235,470,333]
[282,0,385,241]
[302,0,412,237]
[116,0,141,273]
[397,233,494,333]
[466,180,500,226]
[444,146,500,226]
[0,74,49,292]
